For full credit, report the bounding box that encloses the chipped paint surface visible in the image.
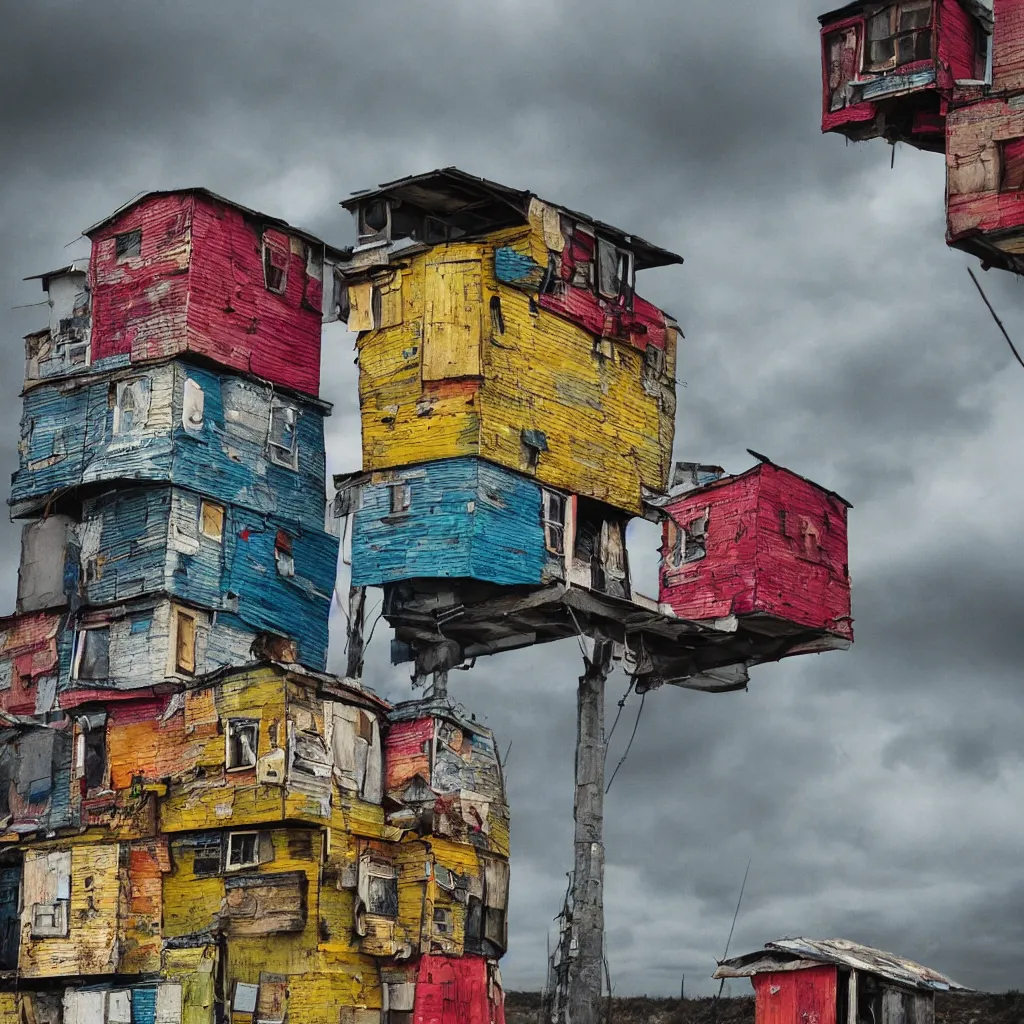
[660,462,853,643]
[87,192,325,397]
[1,186,508,1023]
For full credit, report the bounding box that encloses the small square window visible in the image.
[596,238,634,301]
[200,501,225,542]
[193,836,222,877]
[433,906,454,935]
[115,230,142,260]
[389,483,411,515]
[263,237,288,295]
[226,718,259,771]
[268,401,298,470]
[358,200,391,244]
[75,628,110,681]
[226,832,260,870]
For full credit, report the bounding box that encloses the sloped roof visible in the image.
[715,938,971,992]
[82,188,348,258]
[819,0,992,31]
[341,166,683,271]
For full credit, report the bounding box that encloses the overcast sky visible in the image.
[4,0,1023,999]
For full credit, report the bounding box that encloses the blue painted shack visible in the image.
[11,360,331,529]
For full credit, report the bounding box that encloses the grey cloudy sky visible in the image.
[3,0,1022,999]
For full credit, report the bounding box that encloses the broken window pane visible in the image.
[490,296,505,335]
[359,200,390,242]
[226,832,260,869]
[367,869,399,918]
[268,401,298,469]
[899,2,930,31]
[542,490,566,555]
[200,501,225,542]
[76,628,110,681]
[684,511,709,563]
[115,230,142,260]
[193,836,222,877]
[262,236,289,295]
[226,719,259,770]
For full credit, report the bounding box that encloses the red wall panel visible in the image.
[753,966,837,1024]
[414,956,505,1024]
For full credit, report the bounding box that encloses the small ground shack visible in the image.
[714,938,970,1024]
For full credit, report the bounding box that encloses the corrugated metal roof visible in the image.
[23,260,89,287]
[341,166,684,271]
[715,938,971,992]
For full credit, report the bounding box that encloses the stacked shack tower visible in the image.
[0,189,511,1023]
[332,170,855,1024]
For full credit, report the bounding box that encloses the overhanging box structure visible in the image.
[332,169,853,693]
[817,0,1024,276]
[0,189,510,1024]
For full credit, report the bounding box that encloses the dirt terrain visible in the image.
[504,990,1024,1024]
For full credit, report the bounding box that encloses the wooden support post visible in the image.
[431,669,449,701]
[568,638,614,1024]
[345,585,367,679]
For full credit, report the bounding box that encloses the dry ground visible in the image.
[504,990,1024,1024]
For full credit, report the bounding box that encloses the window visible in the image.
[361,855,398,918]
[596,238,634,301]
[358,200,391,244]
[112,378,152,437]
[77,720,107,790]
[193,835,222,877]
[542,490,566,556]
[268,401,298,470]
[489,295,505,335]
[200,501,225,542]
[31,900,68,938]
[1002,138,1024,190]
[864,3,932,73]
[74,627,110,681]
[274,530,295,577]
[683,510,709,563]
[389,482,411,515]
[433,907,454,935]
[232,983,259,1014]
[262,236,288,294]
[226,718,259,771]
[226,832,260,870]
[175,611,196,675]
[521,428,548,471]
[115,229,142,260]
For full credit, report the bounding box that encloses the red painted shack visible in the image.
[85,189,339,397]
[660,457,853,645]
[820,0,991,151]
[412,956,505,1024]
[715,938,969,1024]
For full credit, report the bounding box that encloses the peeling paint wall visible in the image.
[353,223,676,517]
[88,193,324,397]
[660,463,852,641]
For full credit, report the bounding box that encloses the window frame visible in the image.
[267,400,299,470]
[862,2,933,73]
[73,626,111,682]
[225,831,261,871]
[541,489,567,556]
[31,899,69,939]
[174,609,198,676]
[114,229,142,261]
[225,718,260,772]
[388,482,411,516]
[262,236,289,295]
[596,237,635,303]
[192,835,223,877]
[199,500,225,542]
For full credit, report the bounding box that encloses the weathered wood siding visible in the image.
[351,457,550,588]
[356,224,676,516]
[661,464,852,639]
[88,194,323,397]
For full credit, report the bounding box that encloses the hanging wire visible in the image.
[605,675,637,750]
[605,691,646,794]
[968,266,1024,370]
[565,605,590,660]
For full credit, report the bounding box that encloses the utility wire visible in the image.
[968,266,1024,371]
[605,676,636,750]
[605,692,645,794]
[714,859,753,1005]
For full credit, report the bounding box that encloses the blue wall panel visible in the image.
[351,457,549,588]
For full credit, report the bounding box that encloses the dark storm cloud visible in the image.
[3,0,1022,1000]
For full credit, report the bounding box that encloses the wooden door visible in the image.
[422,260,483,381]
